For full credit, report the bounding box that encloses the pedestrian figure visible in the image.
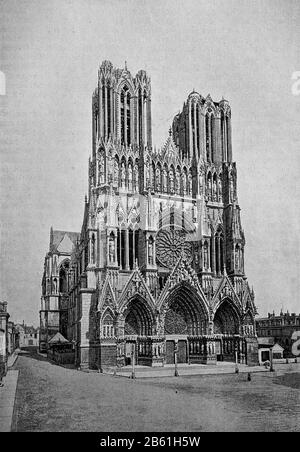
[247,372,251,381]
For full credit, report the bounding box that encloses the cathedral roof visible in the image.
[161,129,179,162]
[50,230,80,254]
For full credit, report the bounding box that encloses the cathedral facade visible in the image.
[50,60,259,369]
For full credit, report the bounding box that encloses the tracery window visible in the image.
[120,85,131,146]
[91,234,96,264]
[134,162,139,192]
[175,167,180,195]
[128,162,133,191]
[59,260,69,293]
[156,165,161,191]
[182,169,187,195]
[102,313,114,338]
[162,166,168,192]
[169,166,175,193]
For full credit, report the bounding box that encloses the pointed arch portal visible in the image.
[124,296,154,337]
[163,283,209,364]
[164,283,209,336]
[213,299,242,362]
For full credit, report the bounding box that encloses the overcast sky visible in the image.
[0,0,299,326]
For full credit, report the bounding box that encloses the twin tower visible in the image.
[41,60,258,369]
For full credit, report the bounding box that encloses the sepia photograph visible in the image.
[0,0,299,437]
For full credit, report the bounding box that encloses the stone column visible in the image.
[217,236,221,276]
[224,117,228,162]
[116,92,121,141]
[141,94,145,144]
[104,83,108,139]
[99,84,103,138]
[125,229,130,270]
[208,116,212,162]
[110,87,113,137]
[119,229,122,269]
[145,236,149,267]
[132,230,135,267]
[211,235,216,275]
[136,95,139,145]
[147,97,152,148]
[193,102,197,157]
[124,92,127,146]
[215,117,221,162]
[144,97,147,147]
[106,231,109,266]
[189,101,192,158]
[130,96,134,146]
[114,233,118,265]
[227,116,232,162]
[200,111,205,161]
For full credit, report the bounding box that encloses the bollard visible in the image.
[247,372,251,381]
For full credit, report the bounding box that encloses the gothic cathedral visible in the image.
[41,60,259,368]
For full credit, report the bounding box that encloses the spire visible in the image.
[125,60,127,71]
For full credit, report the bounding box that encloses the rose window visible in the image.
[156,229,193,268]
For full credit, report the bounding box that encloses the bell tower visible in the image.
[92,60,152,150]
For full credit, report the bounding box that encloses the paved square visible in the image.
[10,349,300,432]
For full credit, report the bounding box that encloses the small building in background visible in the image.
[7,321,17,355]
[257,337,284,365]
[256,311,300,358]
[39,229,80,352]
[0,301,19,375]
[15,323,39,347]
[0,301,9,373]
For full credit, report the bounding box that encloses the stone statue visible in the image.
[213,179,217,201]
[203,243,208,269]
[156,168,161,191]
[162,169,167,192]
[218,177,222,201]
[169,170,174,192]
[182,172,187,195]
[148,239,154,265]
[109,237,115,263]
[121,163,126,188]
[229,176,234,202]
[188,172,192,195]
[99,156,105,184]
[128,164,133,191]
[207,177,212,200]
[235,248,239,270]
[114,160,119,185]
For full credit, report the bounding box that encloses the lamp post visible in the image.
[235,345,239,374]
[270,346,274,372]
[131,342,136,379]
[174,341,179,377]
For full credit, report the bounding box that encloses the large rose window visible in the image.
[156,229,193,268]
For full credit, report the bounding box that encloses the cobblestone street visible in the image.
[11,349,300,432]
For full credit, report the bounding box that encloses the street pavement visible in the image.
[6,348,300,432]
[0,370,19,432]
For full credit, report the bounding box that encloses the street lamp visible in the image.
[270,346,274,372]
[174,341,179,377]
[131,342,136,379]
[235,346,239,374]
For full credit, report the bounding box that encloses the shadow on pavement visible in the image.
[16,348,76,369]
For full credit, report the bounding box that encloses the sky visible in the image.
[0,0,299,326]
